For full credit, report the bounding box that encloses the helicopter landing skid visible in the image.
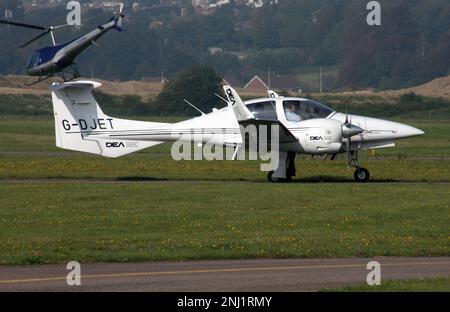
[24,74,54,87]
[57,64,81,82]
[24,64,81,87]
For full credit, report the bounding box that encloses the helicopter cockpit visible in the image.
[28,51,42,68]
[27,45,62,69]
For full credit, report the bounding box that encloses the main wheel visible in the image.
[267,171,285,183]
[354,168,370,183]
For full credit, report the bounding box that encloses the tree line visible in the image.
[0,0,449,90]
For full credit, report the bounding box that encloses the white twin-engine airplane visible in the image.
[50,80,424,182]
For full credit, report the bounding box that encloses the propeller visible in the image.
[341,105,364,169]
[345,111,351,168]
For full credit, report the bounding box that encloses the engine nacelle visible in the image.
[297,118,343,154]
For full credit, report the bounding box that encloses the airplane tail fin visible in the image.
[50,80,168,158]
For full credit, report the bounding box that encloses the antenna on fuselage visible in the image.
[214,93,229,105]
[183,99,205,116]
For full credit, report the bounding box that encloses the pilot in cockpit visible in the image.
[285,102,301,122]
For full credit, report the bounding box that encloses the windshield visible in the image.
[28,51,41,68]
[283,99,334,122]
[246,101,278,120]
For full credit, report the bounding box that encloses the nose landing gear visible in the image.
[349,151,370,182]
[354,167,370,182]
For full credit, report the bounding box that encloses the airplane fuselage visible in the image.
[84,97,423,155]
[50,81,424,182]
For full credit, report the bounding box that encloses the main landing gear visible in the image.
[266,150,370,183]
[348,150,370,183]
[267,152,296,182]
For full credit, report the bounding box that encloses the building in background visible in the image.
[244,74,302,93]
[243,75,269,91]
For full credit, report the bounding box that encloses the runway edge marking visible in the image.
[0,261,449,285]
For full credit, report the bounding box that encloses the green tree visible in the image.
[153,65,223,116]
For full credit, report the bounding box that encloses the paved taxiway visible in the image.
[0,257,448,291]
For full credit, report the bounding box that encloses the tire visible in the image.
[354,168,370,183]
[267,171,285,183]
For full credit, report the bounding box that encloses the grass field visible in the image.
[0,182,449,265]
[323,277,450,292]
[0,116,449,265]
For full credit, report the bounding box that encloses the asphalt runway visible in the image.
[0,257,448,291]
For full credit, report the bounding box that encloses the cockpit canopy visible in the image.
[245,98,334,122]
[28,51,42,68]
[246,100,278,120]
[282,99,334,122]
[27,45,63,69]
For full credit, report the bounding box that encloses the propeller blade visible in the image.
[0,19,46,30]
[345,104,349,126]
[19,30,50,48]
[346,137,351,170]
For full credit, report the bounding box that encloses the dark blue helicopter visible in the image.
[0,4,124,85]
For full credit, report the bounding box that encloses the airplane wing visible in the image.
[223,85,298,144]
[239,119,299,144]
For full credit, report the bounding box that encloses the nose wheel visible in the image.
[348,151,370,183]
[354,167,370,182]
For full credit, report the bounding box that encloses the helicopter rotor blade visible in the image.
[19,30,51,48]
[0,19,46,30]
[52,23,72,30]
